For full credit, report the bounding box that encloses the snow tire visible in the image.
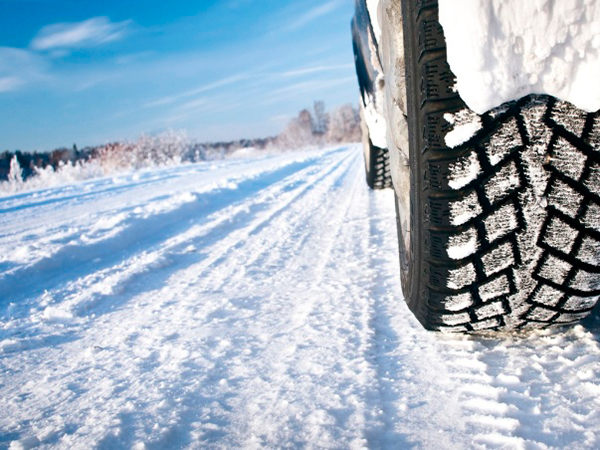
[398,0,600,332]
[360,95,393,190]
[364,137,393,190]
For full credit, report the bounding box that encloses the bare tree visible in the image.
[312,101,329,137]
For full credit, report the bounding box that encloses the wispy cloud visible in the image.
[0,76,22,92]
[0,46,47,92]
[143,73,251,108]
[262,76,356,105]
[281,63,354,77]
[30,17,130,52]
[286,0,342,32]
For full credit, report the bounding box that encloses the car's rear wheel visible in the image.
[387,0,600,331]
[360,102,393,190]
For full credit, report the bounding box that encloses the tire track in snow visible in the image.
[1,147,356,446]
[0,148,356,352]
[0,146,368,447]
[88,145,375,447]
[448,327,600,448]
[170,147,359,296]
[0,149,348,307]
[210,146,380,448]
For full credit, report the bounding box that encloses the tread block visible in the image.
[471,317,501,331]
[446,262,477,290]
[549,100,588,137]
[584,163,600,197]
[442,292,474,311]
[484,202,519,243]
[526,306,557,322]
[542,215,578,254]
[563,295,599,311]
[570,268,600,292]
[550,137,587,181]
[583,202,600,233]
[548,179,584,218]
[484,160,521,205]
[423,111,457,152]
[531,284,564,307]
[537,255,572,285]
[478,274,511,302]
[555,312,590,323]
[481,241,515,277]
[475,301,507,320]
[577,235,600,266]
[428,150,480,190]
[483,117,523,166]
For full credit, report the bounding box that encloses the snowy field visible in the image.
[1,145,599,449]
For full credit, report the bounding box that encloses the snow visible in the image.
[439,0,600,114]
[450,191,482,226]
[448,151,481,190]
[1,145,600,448]
[366,0,382,45]
[361,90,387,149]
[360,0,387,151]
[447,227,478,260]
[444,110,482,148]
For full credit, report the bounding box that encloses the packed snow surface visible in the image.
[1,146,600,448]
[439,0,600,114]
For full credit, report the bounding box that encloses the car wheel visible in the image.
[360,101,393,190]
[384,0,600,331]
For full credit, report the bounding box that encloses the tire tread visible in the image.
[400,0,600,331]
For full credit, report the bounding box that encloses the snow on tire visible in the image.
[395,0,600,331]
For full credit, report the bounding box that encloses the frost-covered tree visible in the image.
[325,104,361,143]
[8,155,23,187]
[277,109,316,149]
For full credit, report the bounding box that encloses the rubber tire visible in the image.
[398,0,600,332]
[361,108,393,190]
[364,139,393,190]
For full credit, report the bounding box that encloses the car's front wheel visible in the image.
[383,0,600,332]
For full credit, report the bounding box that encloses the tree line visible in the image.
[0,101,360,182]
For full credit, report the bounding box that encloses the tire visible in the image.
[360,103,393,190]
[393,0,600,332]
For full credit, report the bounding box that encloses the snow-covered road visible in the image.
[1,145,599,449]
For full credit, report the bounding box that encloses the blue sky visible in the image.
[0,0,358,151]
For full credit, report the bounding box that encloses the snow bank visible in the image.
[439,0,600,114]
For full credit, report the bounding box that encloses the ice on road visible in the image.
[1,145,599,449]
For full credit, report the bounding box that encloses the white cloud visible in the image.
[30,17,130,52]
[281,64,354,77]
[286,0,342,31]
[143,73,250,108]
[0,76,22,92]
